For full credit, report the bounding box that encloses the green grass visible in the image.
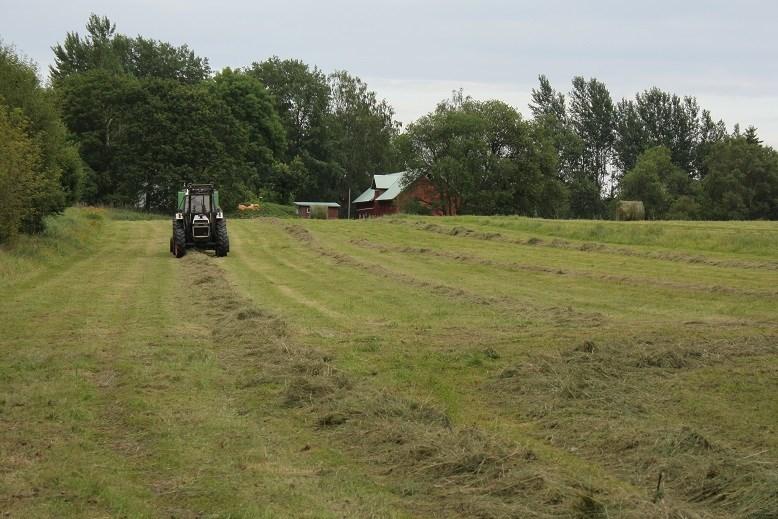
[412,214,778,258]
[0,207,106,288]
[104,207,169,221]
[1,208,777,518]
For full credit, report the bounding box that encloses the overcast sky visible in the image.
[3,0,778,145]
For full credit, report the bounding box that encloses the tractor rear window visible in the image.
[187,195,211,214]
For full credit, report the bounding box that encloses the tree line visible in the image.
[404,78,778,220]
[2,14,778,242]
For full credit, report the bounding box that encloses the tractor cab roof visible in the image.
[186,183,215,195]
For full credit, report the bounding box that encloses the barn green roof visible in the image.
[376,172,412,201]
[374,171,405,189]
[353,171,412,203]
[352,188,375,204]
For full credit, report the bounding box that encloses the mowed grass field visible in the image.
[1,208,777,518]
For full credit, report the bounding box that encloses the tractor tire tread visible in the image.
[173,222,186,258]
[215,219,229,257]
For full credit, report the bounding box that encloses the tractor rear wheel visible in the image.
[173,222,186,258]
[215,219,229,257]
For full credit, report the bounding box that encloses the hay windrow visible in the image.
[489,336,778,517]
[348,237,778,300]
[179,252,622,517]
[179,230,777,518]
[283,224,605,327]
[283,223,496,305]
[399,219,778,271]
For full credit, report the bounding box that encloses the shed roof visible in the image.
[293,202,341,208]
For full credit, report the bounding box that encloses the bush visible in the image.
[402,198,433,215]
[666,195,702,220]
[1,44,76,227]
[310,205,328,219]
[0,107,46,241]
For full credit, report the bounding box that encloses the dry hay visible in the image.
[489,336,778,518]
[401,219,778,271]
[348,237,778,300]
[177,252,636,517]
[281,226,605,327]
[183,230,777,518]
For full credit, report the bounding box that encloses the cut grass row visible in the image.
[225,216,777,517]
[415,214,778,258]
[2,208,776,517]
[0,210,408,517]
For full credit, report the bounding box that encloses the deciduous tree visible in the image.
[0,43,77,228]
[405,92,565,216]
[702,137,778,220]
[328,70,400,199]
[51,14,210,84]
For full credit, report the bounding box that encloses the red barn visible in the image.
[293,202,340,219]
[352,172,449,218]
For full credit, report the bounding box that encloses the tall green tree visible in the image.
[568,76,615,215]
[247,57,339,201]
[529,75,566,121]
[248,58,401,204]
[529,75,584,187]
[247,57,330,160]
[60,70,286,211]
[614,88,710,176]
[207,68,287,204]
[58,70,136,203]
[108,78,233,209]
[0,107,47,241]
[51,14,210,84]
[328,70,400,198]
[702,137,778,220]
[693,110,728,179]
[405,92,565,216]
[744,125,761,145]
[404,92,482,214]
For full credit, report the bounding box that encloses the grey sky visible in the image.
[4,0,778,144]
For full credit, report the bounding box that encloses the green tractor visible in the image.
[170,183,230,258]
